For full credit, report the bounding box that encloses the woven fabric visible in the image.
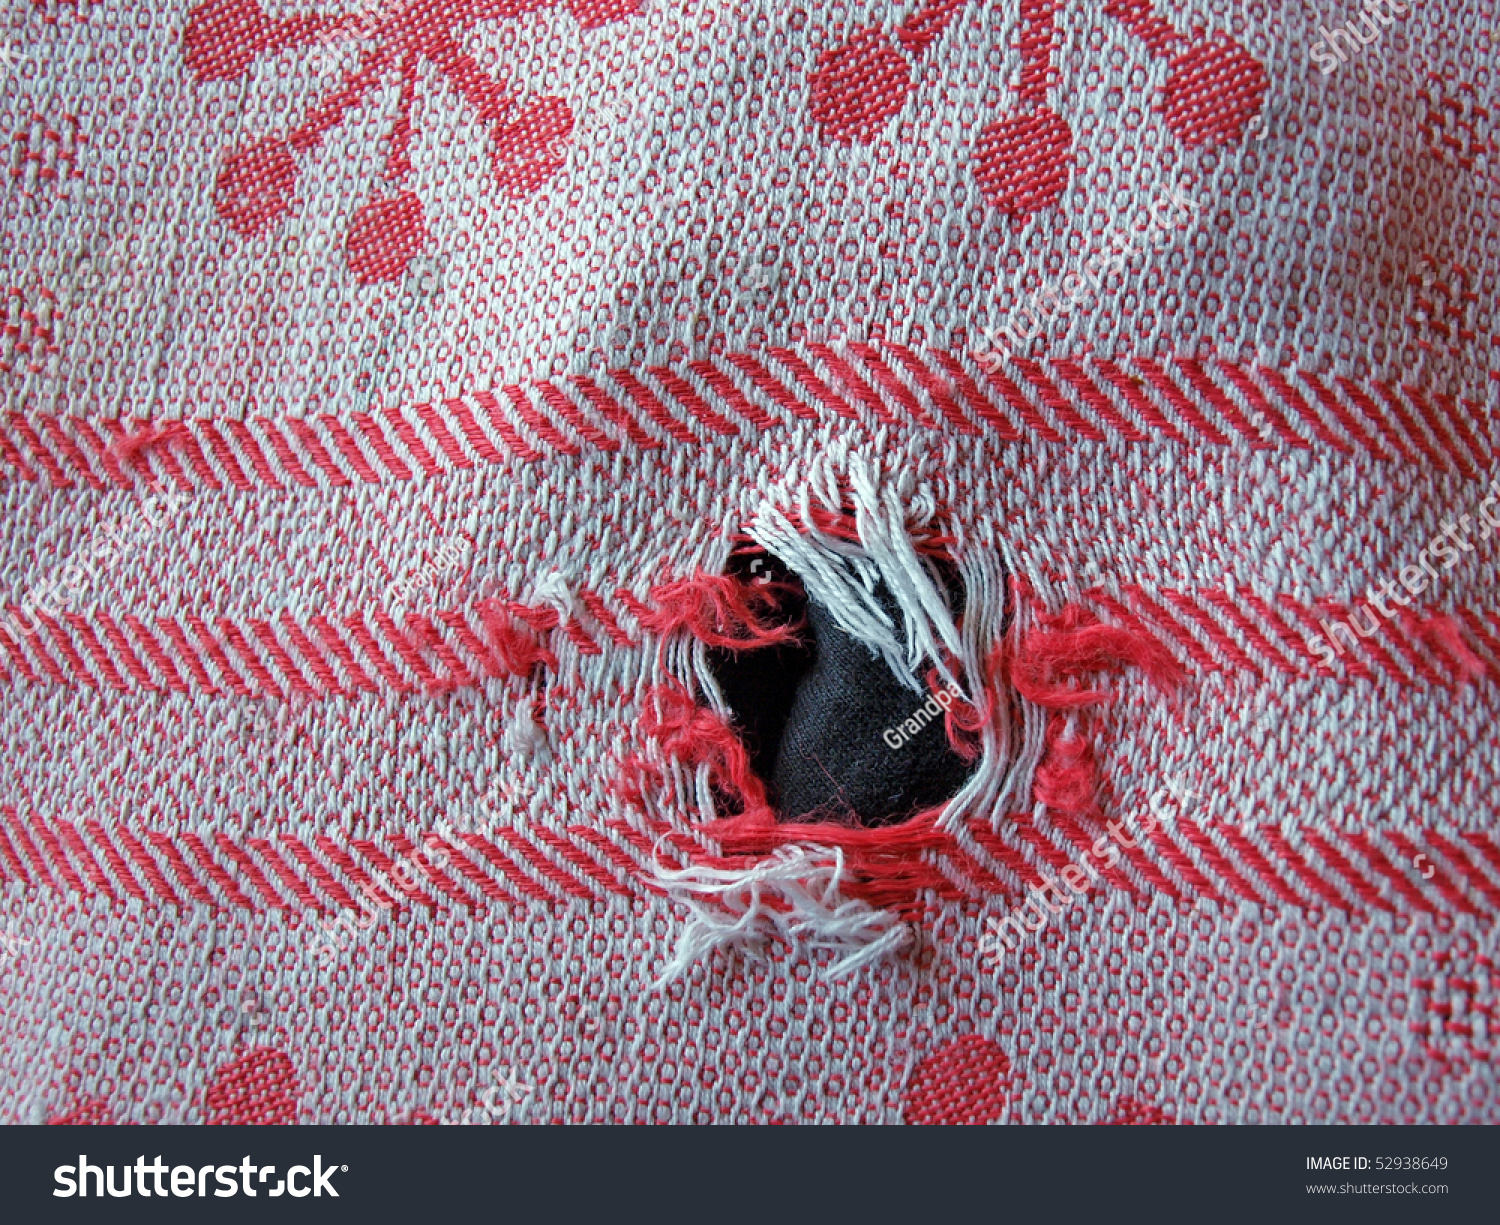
[1,0,1497,1125]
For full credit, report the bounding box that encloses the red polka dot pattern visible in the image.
[902,1036,1014,1125]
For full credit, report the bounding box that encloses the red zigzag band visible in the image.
[5,803,1496,922]
[2,352,1492,490]
[1,588,1494,697]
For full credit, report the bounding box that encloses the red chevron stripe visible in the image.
[688,359,777,430]
[1011,357,1106,440]
[390,831,477,912]
[967,820,1045,891]
[1255,366,1352,454]
[880,342,979,435]
[437,834,521,907]
[807,345,903,427]
[8,412,71,486]
[412,402,474,469]
[1426,829,1500,911]
[473,390,544,462]
[1403,385,1477,480]
[1173,820,1267,905]
[148,830,217,906]
[214,833,287,908]
[55,819,115,901]
[1195,589,1300,676]
[503,385,579,455]
[1368,380,1450,471]
[255,419,319,487]
[1093,357,1189,443]
[610,370,698,443]
[40,416,104,489]
[65,613,128,692]
[1333,828,1439,915]
[1259,826,1354,911]
[1298,371,1393,463]
[1334,377,1420,465]
[572,375,662,448]
[180,831,254,909]
[1161,589,1266,679]
[249,838,325,911]
[1378,828,1484,916]
[1052,357,1149,441]
[4,803,1495,922]
[115,824,186,907]
[648,367,741,436]
[1129,357,1233,445]
[932,350,1024,438]
[280,837,360,913]
[534,381,620,451]
[1174,357,1269,447]
[378,405,443,476]
[7,815,58,889]
[847,344,941,430]
[723,352,819,423]
[445,395,510,464]
[320,415,385,482]
[223,421,282,489]
[87,820,148,903]
[1144,823,1228,905]
[2,355,1472,492]
[0,816,33,886]
[461,833,564,905]
[0,417,37,481]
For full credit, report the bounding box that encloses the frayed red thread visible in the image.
[112,420,189,468]
[616,684,955,916]
[635,574,803,650]
[1008,603,1184,709]
[1010,603,1186,820]
[1418,613,1488,682]
[476,599,558,676]
[802,502,959,556]
[636,684,774,818]
[712,808,961,917]
[1032,722,1099,815]
[925,659,986,763]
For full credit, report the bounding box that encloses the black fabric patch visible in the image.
[707,556,975,828]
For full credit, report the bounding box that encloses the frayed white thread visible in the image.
[748,458,962,693]
[651,844,911,985]
[532,570,576,623]
[933,539,1011,832]
[503,703,549,761]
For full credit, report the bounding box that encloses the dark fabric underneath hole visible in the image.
[707,555,976,828]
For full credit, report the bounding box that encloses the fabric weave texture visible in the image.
[0,0,1497,1125]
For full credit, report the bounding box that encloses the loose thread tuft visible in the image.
[635,683,775,820]
[1007,602,1186,820]
[636,574,803,650]
[651,845,912,985]
[475,599,558,676]
[1418,613,1488,682]
[112,420,189,469]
